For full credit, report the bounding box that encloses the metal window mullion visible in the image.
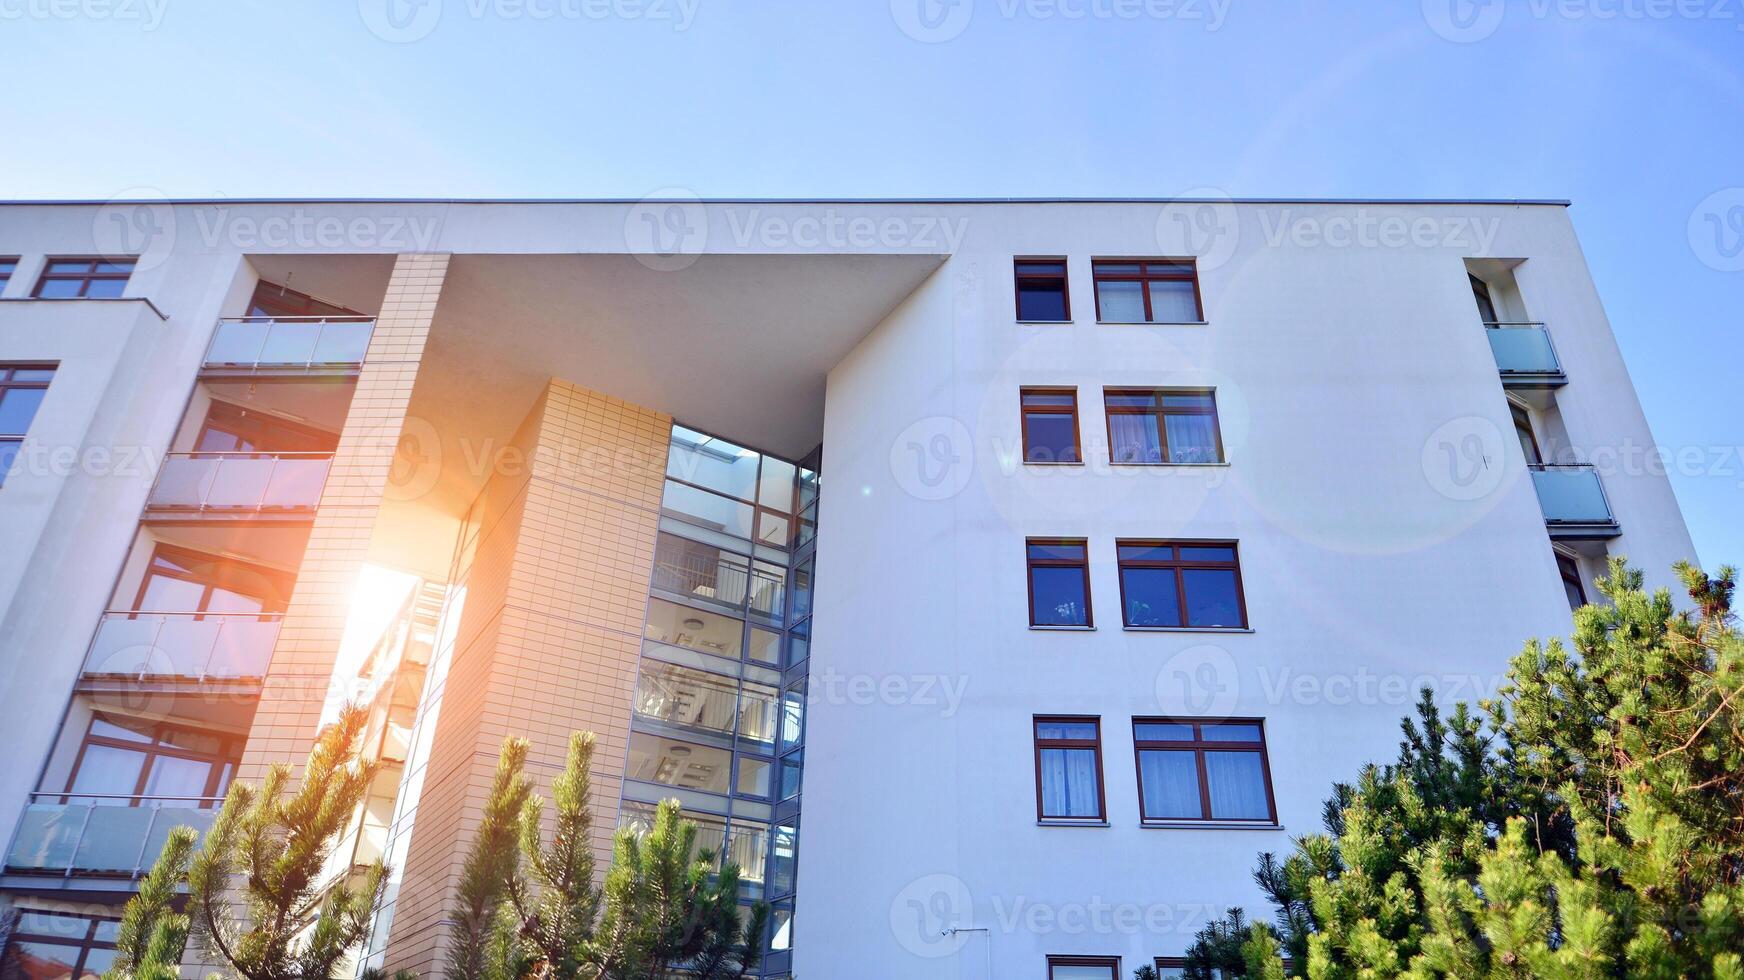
[65,802,97,877]
[131,805,162,878]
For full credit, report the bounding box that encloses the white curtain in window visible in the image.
[1041,748,1100,817]
[1205,751,1269,819]
[1109,415,1162,464]
[1139,750,1202,818]
[1164,415,1219,463]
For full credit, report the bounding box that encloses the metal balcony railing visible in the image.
[1484,321,1565,380]
[1529,464,1619,530]
[4,794,221,878]
[81,611,282,680]
[203,316,375,371]
[146,452,332,512]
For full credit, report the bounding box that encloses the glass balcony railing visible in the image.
[1484,321,1565,379]
[147,452,331,512]
[82,611,282,680]
[1529,464,1618,529]
[204,316,375,371]
[5,795,220,878]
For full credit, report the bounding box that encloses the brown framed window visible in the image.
[1556,551,1587,611]
[32,257,136,299]
[132,544,294,616]
[1133,718,1277,824]
[1,909,120,980]
[1104,388,1223,464]
[1092,258,1202,323]
[0,256,18,288]
[58,713,242,807]
[1034,717,1105,822]
[1470,273,1500,323]
[1021,388,1082,464]
[248,279,364,318]
[1155,955,1290,978]
[1511,402,1542,466]
[1026,538,1091,628]
[1116,540,1247,629]
[194,400,339,454]
[1014,258,1070,322]
[1,363,55,488]
[1047,955,1120,979]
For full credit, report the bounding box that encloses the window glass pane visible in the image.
[736,757,772,797]
[69,744,146,799]
[1096,279,1146,322]
[653,534,750,608]
[1161,392,1216,410]
[1179,546,1235,562]
[9,941,80,980]
[756,510,791,548]
[79,948,117,979]
[770,824,797,894]
[46,260,92,273]
[12,369,56,382]
[90,715,154,742]
[35,279,83,298]
[644,597,743,660]
[136,575,206,612]
[1108,413,1162,464]
[1052,965,1116,980]
[728,822,771,884]
[1024,413,1079,463]
[93,261,135,274]
[1103,392,1155,408]
[1164,414,1220,463]
[1133,722,1194,741]
[155,726,224,755]
[1201,723,1263,743]
[748,561,786,622]
[667,427,759,501]
[1017,282,1067,321]
[1029,566,1088,627]
[1139,749,1203,819]
[0,387,47,434]
[1117,543,1173,561]
[1038,747,1101,818]
[83,279,128,299]
[780,755,803,800]
[625,732,733,795]
[1148,279,1199,321]
[1205,751,1270,819]
[1095,262,1142,274]
[634,661,738,737]
[1016,261,1065,275]
[789,558,813,621]
[757,457,796,514]
[0,438,19,483]
[739,682,778,745]
[662,481,755,539]
[1182,569,1242,627]
[1034,720,1098,740]
[1122,568,1182,627]
[142,756,212,800]
[770,908,793,950]
[1027,541,1084,562]
[1021,391,1076,408]
[780,689,804,749]
[746,627,780,665]
[90,921,119,943]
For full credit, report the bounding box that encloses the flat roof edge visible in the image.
[0,196,1574,207]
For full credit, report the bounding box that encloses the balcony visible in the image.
[3,795,219,886]
[1530,464,1620,539]
[202,316,375,376]
[145,452,331,517]
[81,611,281,682]
[1485,322,1567,388]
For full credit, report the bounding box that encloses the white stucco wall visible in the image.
[798,201,1694,978]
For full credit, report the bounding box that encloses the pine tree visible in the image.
[187,704,389,980]
[589,799,767,980]
[1179,559,1744,978]
[505,733,601,980]
[104,826,197,980]
[448,737,533,980]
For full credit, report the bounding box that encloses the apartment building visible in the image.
[0,198,1695,980]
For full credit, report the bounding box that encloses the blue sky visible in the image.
[3,0,1739,567]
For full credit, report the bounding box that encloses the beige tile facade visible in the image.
[381,380,671,979]
[237,253,450,783]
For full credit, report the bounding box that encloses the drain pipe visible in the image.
[943,926,992,980]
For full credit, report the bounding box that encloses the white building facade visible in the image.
[0,199,1695,980]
